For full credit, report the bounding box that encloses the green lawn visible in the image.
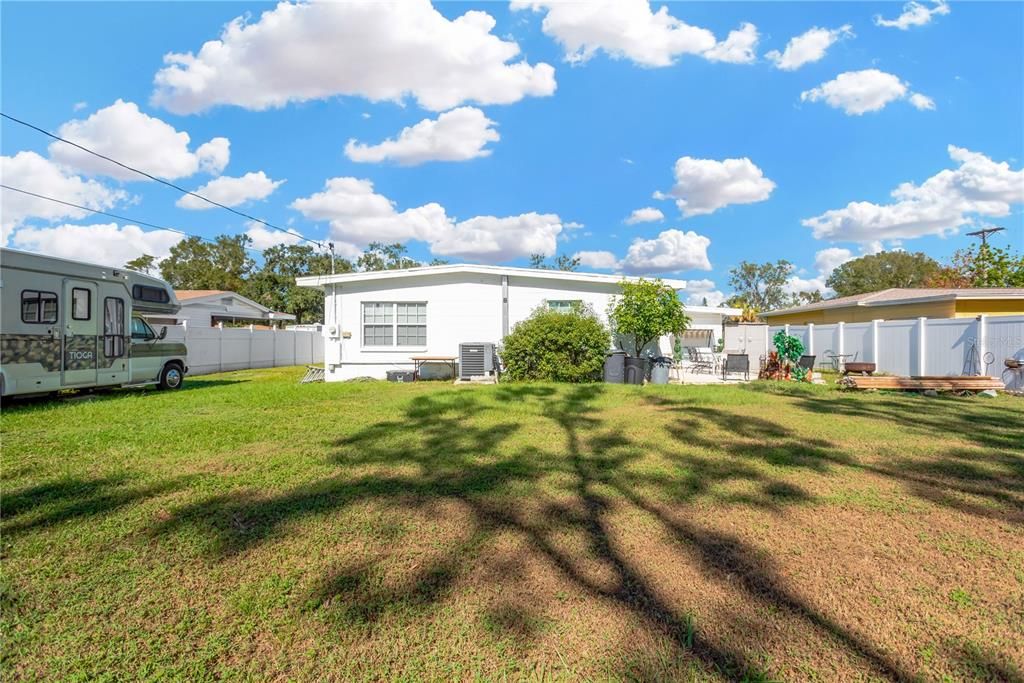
[2,368,1022,681]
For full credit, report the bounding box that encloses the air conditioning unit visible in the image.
[459,342,496,379]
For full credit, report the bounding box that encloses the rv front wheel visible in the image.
[158,363,184,390]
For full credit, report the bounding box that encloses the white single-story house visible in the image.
[144,290,296,328]
[297,264,741,381]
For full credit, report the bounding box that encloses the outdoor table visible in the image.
[410,355,458,380]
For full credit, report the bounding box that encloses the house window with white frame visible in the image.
[548,299,582,314]
[362,302,426,347]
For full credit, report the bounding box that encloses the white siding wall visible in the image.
[321,273,731,380]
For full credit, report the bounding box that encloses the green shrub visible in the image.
[500,305,611,382]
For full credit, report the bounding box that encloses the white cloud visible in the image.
[624,207,664,224]
[152,0,556,114]
[875,1,950,30]
[658,156,775,217]
[908,92,936,110]
[800,69,932,115]
[72,101,88,111]
[290,176,567,262]
[784,247,854,295]
[702,22,759,64]
[766,25,852,71]
[620,229,712,274]
[573,250,619,269]
[1,151,127,236]
[803,145,1024,243]
[176,171,284,210]
[344,107,499,166]
[512,1,756,67]
[683,278,727,307]
[245,222,302,250]
[49,100,230,180]
[431,213,564,261]
[8,222,183,267]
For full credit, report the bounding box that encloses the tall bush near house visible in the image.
[500,304,610,382]
[607,279,690,357]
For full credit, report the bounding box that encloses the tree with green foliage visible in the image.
[500,304,610,382]
[357,242,419,271]
[927,242,1024,288]
[826,251,940,297]
[529,253,580,271]
[725,260,794,312]
[124,254,157,274]
[608,278,690,358]
[244,245,350,324]
[159,235,254,291]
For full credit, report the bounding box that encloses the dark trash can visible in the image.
[624,356,648,385]
[603,351,627,383]
[650,356,672,385]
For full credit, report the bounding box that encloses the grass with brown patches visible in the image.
[2,367,1022,681]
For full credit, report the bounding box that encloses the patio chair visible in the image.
[722,354,750,381]
[798,355,816,371]
[686,346,713,374]
[696,347,721,374]
[688,348,712,374]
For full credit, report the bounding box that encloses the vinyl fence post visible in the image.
[249,324,255,371]
[272,325,277,368]
[871,320,881,364]
[807,323,815,355]
[837,321,845,359]
[977,315,988,376]
[917,317,927,376]
[293,328,298,366]
[218,321,224,373]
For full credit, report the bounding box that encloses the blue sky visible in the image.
[2,0,1022,304]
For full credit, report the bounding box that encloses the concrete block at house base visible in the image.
[978,389,998,398]
[922,389,939,397]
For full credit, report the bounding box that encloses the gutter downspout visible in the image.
[501,275,509,338]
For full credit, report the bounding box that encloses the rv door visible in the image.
[62,279,99,386]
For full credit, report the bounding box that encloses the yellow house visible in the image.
[761,288,1024,325]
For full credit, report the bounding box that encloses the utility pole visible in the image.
[966,226,1005,246]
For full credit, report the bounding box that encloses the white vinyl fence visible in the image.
[770,314,1024,389]
[164,323,324,376]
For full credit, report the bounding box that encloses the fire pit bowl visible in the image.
[843,362,876,375]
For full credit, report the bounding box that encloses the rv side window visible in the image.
[103,297,126,358]
[21,290,58,324]
[132,285,169,303]
[72,288,91,320]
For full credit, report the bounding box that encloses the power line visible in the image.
[966,226,1005,247]
[1,183,263,254]
[1,110,320,248]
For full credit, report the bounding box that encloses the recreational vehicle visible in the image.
[0,248,188,398]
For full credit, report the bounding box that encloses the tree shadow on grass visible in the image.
[148,383,930,680]
[1,474,195,535]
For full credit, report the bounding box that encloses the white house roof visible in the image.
[173,290,296,321]
[296,263,689,289]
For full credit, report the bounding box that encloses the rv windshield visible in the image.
[131,316,156,340]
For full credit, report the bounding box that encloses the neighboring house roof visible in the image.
[171,290,296,320]
[296,263,690,289]
[174,289,229,301]
[762,287,1024,318]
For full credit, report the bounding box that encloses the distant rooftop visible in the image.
[763,287,1024,317]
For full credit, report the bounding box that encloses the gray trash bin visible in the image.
[650,356,672,385]
[624,357,647,385]
[603,351,626,383]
